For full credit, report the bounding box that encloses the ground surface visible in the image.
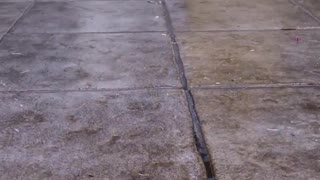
[0,0,319,179]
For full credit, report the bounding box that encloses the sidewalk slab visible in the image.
[36,0,149,1]
[0,33,179,90]
[167,0,319,31]
[0,90,205,179]
[0,2,30,35]
[0,0,30,1]
[176,31,320,87]
[296,0,320,18]
[193,88,320,180]
[13,1,165,33]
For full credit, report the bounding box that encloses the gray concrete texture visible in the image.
[0,2,29,36]
[0,0,320,179]
[12,1,166,33]
[0,33,179,90]
[167,0,320,31]
[193,88,320,180]
[0,90,205,179]
[177,30,320,87]
[296,0,320,18]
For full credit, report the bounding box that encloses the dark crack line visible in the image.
[0,2,34,44]
[160,0,215,179]
[191,84,320,90]
[174,27,320,33]
[8,28,320,37]
[0,86,181,94]
[289,0,320,24]
[10,31,167,35]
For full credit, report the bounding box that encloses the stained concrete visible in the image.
[12,1,166,33]
[0,2,30,35]
[176,30,320,87]
[0,90,206,179]
[167,0,320,31]
[0,33,179,90]
[193,88,320,180]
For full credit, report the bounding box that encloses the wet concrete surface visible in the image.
[0,90,205,179]
[193,88,320,180]
[0,33,179,90]
[176,30,320,87]
[1,0,320,179]
[167,0,320,31]
[13,1,165,33]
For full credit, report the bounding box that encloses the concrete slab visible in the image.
[1,0,145,1]
[193,88,320,180]
[167,0,319,31]
[296,0,320,18]
[12,1,166,33]
[36,0,149,1]
[0,0,32,2]
[176,31,320,87]
[0,90,206,179]
[0,33,179,90]
[0,2,30,34]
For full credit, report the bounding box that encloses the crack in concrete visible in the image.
[289,0,320,24]
[161,0,215,179]
[191,84,320,90]
[0,1,34,44]
[0,86,180,94]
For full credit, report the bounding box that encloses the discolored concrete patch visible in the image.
[295,0,320,19]
[167,0,319,31]
[0,90,206,179]
[176,31,320,87]
[0,2,30,35]
[0,33,179,90]
[12,1,165,33]
[193,88,320,180]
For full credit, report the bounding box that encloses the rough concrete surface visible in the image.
[193,88,320,180]
[0,33,179,90]
[167,0,319,31]
[13,1,166,33]
[176,30,320,87]
[0,90,206,179]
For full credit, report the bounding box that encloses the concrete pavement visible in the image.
[0,0,320,179]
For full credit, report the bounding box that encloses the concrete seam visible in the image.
[174,27,320,33]
[7,2,34,34]
[0,86,181,94]
[0,2,34,44]
[10,31,167,35]
[8,28,320,36]
[192,84,320,91]
[160,0,215,179]
[289,0,320,24]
